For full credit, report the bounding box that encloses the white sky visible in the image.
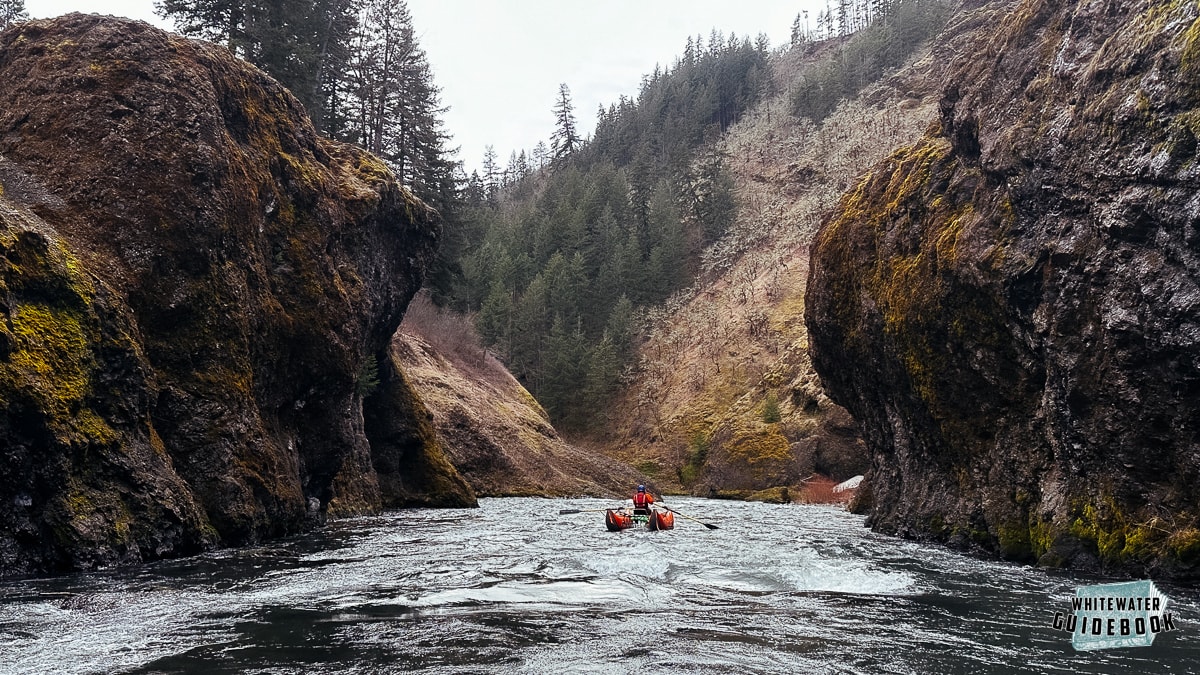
[24,1,821,173]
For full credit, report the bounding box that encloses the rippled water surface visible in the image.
[1,497,1198,674]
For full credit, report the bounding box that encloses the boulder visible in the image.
[0,14,473,578]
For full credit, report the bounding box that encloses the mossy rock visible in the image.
[746,486,792,504]
[0,14,447,577]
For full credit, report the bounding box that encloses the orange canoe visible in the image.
[605,508,674,531]
[646,508,674,530]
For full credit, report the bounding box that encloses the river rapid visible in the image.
[1,497,1197,674]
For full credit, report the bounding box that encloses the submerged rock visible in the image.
[806,0,1200,578]
[0,14,472,578]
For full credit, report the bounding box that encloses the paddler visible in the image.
[632,484,655,516]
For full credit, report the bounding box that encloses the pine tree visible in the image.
[477,280,514,354]
[604,295,635,355]
[342,0,456,206]
[646,181,685,295]
[515,151,530,179]
[550,83,579,162]
[532,141,549,169]
[346,0,414,156]
[0,0,27,29]
[481,145,499,199]
[156,0,243,47]
[838,0,851,36]
[582,331,622,421]
[683,149,738,245]
[511,273,550,387]
[157,0,356,129]
[541,316,588,427]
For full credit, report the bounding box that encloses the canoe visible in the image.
[605,508,674,531]
[605,508,632,531]
[646,508,674,531]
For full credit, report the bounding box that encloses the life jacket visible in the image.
[633,491,652,508]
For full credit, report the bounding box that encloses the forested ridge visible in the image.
[150,0,951,432]
[444,0,952,430]
[447,33,767,430]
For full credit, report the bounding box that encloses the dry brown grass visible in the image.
[399,292,512,388]
[596,43,940,491]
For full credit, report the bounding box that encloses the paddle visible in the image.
[657,504,719,530]
[557,508,620,515]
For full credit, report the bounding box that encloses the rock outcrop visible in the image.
[806,0,1200,578]
[0,14,473,579]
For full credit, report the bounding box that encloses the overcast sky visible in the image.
[25,1,820,173]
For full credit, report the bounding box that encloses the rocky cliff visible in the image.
[0,14,473,579]
[806,0,1200,578]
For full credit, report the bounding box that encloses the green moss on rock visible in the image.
[806,0,1200,580]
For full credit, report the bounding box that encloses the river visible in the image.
[0,497,1197,674]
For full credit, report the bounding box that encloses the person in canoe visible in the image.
[632,484,655,516]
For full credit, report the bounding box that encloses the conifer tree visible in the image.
[510,273,550,385]
[541,316,588,427]
[532,141,550,170]
[343,0,456,206]
[0,0,27,29]
[790,12,804,47]
[156,0,355,129]
[481,145,499,199]
[583,332,621,419]
[477,281,514,354]
[550,83,579,162]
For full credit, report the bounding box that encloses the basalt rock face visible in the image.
[806,0,1200,578]
[0,14,473,579]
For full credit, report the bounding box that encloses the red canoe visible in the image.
[605,508,674,531]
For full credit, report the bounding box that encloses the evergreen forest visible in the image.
[153,0,951,431]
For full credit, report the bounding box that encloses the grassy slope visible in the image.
[396,295,645,498]
[586,38,944,497]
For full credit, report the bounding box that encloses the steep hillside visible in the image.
[395,297,644,498]
[806,0,1200,578]
[594,20,979,496]
[0,15,472,579]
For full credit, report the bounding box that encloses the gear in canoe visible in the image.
[557,485,718,530]
[606,484,673,530]
[605,506,674,531]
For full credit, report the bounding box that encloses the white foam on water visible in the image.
[408,578,645,610]
[573,540,672,581]
[773,547,916,595]
[0,590,234,675]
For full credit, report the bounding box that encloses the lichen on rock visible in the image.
[0,14,471,578]
[805,0,1200,579]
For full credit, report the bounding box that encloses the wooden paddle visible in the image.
[658,504,718,529]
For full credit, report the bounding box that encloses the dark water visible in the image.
[1,497,1198,674]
